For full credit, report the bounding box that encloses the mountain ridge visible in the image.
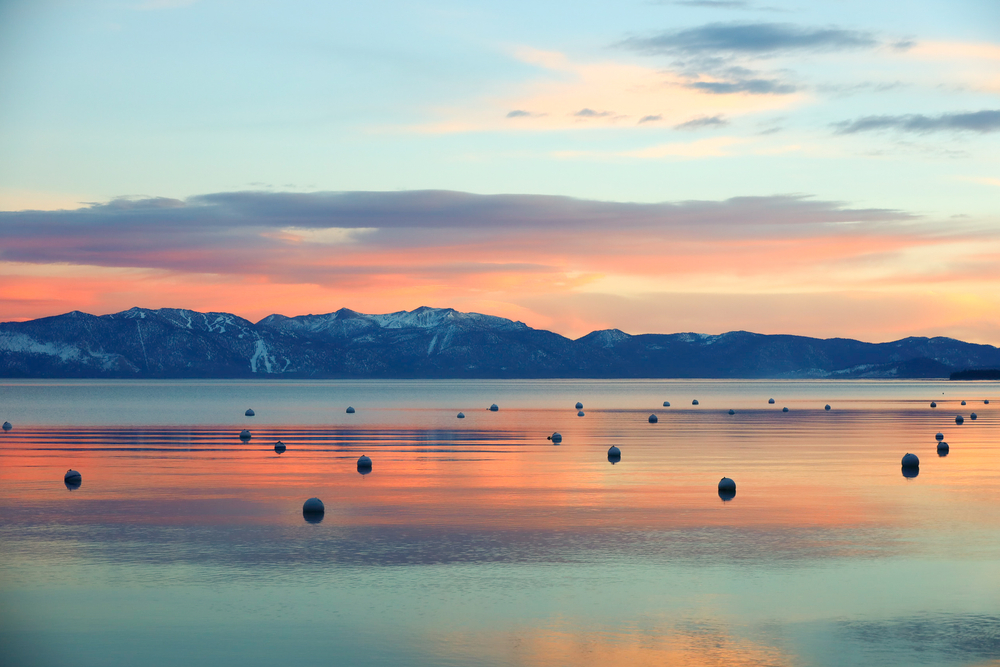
[1,306,997,379]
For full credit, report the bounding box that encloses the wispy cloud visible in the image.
[674,115,729,130]
[834,110,1000,134]
[686,77,797,94]
[413,48,800,133]
[638,115,663,124]
[619,22,878,57]
[506,109,544,118]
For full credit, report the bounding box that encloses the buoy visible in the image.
[607,445,621,463]
[357,455,372,472]
[930,402,937,408]
[961,400,966,406]
[245,409,255,417]
[648,414,658,423]
[489,404,499,411]
[956,415,964,425]
[718,477,736,500]
[239,429,251,441]
[346,406,355,414]
[782,407,789,413]
[970,413,978,420]
[728,409,735,415]
[550,432,562,443]
[302,497,324,522]
[457,412,465,419]
[937,441,949,455]
[985,400,990,404]
[768,398,775,404]
[692,399,699,405]
[274,441,286,454]
[64,469,82,483]
[901,453,919,468]
[935,432,944,441]
[576,402,583,409]
[663,401,670,407]
[577,410,585,417]
[2,421,10,431]
[825,404,831,411]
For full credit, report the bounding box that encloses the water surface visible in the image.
[1,380,998,666]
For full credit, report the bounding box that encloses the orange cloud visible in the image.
[1,191,998,343]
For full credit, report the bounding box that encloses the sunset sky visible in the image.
[1,0,998,342]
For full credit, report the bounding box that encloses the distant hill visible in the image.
[1,306,998,379]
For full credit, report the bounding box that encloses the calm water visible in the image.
[1,379,998,667]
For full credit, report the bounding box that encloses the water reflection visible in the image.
[901,466,919,479]
[1,380,999,667]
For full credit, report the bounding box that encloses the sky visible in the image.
[1,0,998,342]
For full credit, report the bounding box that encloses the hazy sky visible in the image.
[1,0,998,342]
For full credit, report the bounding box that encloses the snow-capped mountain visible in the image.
[1,306,998,378]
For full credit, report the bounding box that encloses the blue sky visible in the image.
[1,0,998,341]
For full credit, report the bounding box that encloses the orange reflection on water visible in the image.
[2,405,998,542]
[427,621,797,667]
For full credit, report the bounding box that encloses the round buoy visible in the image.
[2,421,11,431]
[550,432,562,444]
[64,472,81,490]
[825,404,831,411]
[357,455,372,470]
[901,453,919,468]
[692,399,699,405]
[718,477,736,501]
[768,398,775,404]
[489,404,499,412]
[245,408,255,417]
[648,414,658,423]
[961,400,967,406]
[970,413,977,420]
[239,429,251,441]
[985,400,990,404]
[956,415,964,425]
[575,402,583,409]
[607,445,621,463]
[937,441,949,456]
[728,409,735,415]
[302,497,324,522]
[782,407,789,413]
[663,401,670,407]
[346,406,355,414]
[274,441,286,454]
[457,412,465,419]
[930,402,937,408]
[935,432,944,441]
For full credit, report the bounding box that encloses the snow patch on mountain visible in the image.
[0,332,125,369]
[249,338,274,373]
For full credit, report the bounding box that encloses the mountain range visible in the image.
[1,306,998,379]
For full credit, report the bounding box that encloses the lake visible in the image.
[1,379,998,666]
